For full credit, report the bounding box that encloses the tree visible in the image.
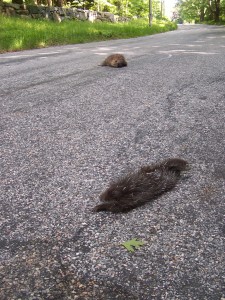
[68,0,94,9]
[176,0,204,22]
[176,0,224,22]
[129,0,149,17]
[66,0,169,18]
[208,0,221,21]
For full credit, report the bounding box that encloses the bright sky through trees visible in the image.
[164,0,177,18]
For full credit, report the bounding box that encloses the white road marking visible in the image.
[0,51,64,59]
[159,50,218,55]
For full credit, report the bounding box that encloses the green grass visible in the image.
[202,20,225,25]
[0,16,177,53]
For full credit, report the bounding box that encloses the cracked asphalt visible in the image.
[0,24,225,299]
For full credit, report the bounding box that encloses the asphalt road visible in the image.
[0,24,225,299]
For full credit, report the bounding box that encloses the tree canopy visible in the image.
[175,0,225,23]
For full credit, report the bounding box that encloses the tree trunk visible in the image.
[12,0,23,4]
[208,0,220,21]
[200,7,205,21]
[46,0,52,7]
[57,0,63,7]
[214,0,220,21]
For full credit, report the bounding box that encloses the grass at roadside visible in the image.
[201,20,225,25]
[0,15,177,53]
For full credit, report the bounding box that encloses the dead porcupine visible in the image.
[93,158,189,213]
[101,54,127,68]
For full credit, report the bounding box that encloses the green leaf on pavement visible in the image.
[121,238,145,252]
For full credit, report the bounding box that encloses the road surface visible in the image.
[0,24,225,299]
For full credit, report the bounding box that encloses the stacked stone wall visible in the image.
[0,0,130,22]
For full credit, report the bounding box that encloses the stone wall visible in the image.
[0,0,129,22]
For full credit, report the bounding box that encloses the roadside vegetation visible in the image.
[175,0,225,24]
[0,16,177,53]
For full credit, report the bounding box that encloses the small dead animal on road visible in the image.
[93,158,189,213]
[100,54,127,68]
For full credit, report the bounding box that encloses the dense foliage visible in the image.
[29,0,163,18]
[175,0,225,23]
